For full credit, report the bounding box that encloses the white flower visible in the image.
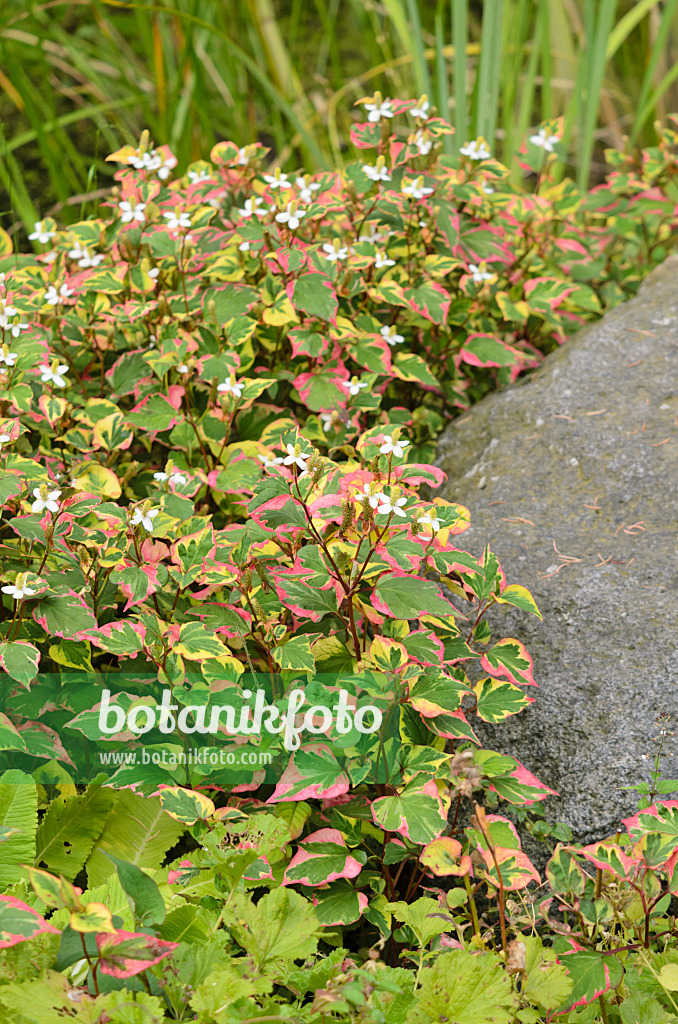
[322,241,349,262]
[119,199,146,224]
[0,433,12,448]
[468,263,494,283]
[237,147,250,166]
[380,325,404,346]
[263,169,291,189]
[411,97,430,119]
[363,162,391,183]
[258,453,284,468]
[217,376,244,398]
[412,129,433,155]
[380,436,409,458]
[176,362,188,373]
[0,349,18,366]
[239,241,251,252]
[364,98,394,123]
[320,411,336,432]
[529,127,559,153]
[275,203,306,231]
[361,483,380,509]
[131,507,158,532]
[376,492,408,517]
[460,138,491,160]
[344,378,369,397]
[360,222,392,244]
[68,245,104,268]
[155,470,187,485]
[402,177,434,200]
[295,177,321,203]
[188,168,212,183]
[1,578,36,601]
[45,283,74,306]
[148,267,160,280]
[238,197,266,219]
[283,443,312,470]
[374,251,395,269]
[0,305,18,327]
[39,363,69,387]
[128,148,175,179]
[163,211,192,231]
[0,306,29,337]
[418,512,441,532]
[482,184,495,194]
[32,486,61,514]
[28,220,55,244]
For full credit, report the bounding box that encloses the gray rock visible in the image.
[436,257,678,844]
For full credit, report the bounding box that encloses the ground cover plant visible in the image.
[0,98,677,1020]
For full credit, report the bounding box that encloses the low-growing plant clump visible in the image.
[0,98,677,1022]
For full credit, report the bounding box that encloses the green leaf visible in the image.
[386,897,449,947]
[292,273,338,321]
[480,639,536,687]
[190,965,257,1018]
[0,472,22,505]
[86,791,184,887]
[0,895,59,948]
[159,786,215,825]
[419,837,471,877]
[0,713,27,753]
[213,285,258,322]
[495,584,542,619]
[474,677,533,722]
[408,671,467,717]
[32,593,97,640]
[521,937,572,1010]
[126,394,181,432]
[372,779,447,844]
[34,785,114,881]
[545,844,587,896]
[284,830,364,886]
[393,351,439,387]
[460,335,517,367]
[374,573,454,620]
[0,641,40,687]
[0,770,38,887]
[272,635,315,673]
[105,853,166,926]
[310,880,367,926]
[620,993,672,1024]
[411,949,515,1024]
[229,886,319,967]
[48,639,92,671]
[174,621,225,660]
[557,949,624,1011]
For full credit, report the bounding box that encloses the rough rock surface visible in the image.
[436,257,678,844]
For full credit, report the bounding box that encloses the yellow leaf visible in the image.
[72,463,121,499]
[0,227,12,257]
[262,293,298,326]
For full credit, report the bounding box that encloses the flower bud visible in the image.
[340,498,354,535]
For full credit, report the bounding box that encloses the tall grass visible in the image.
[0,0,677,231]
